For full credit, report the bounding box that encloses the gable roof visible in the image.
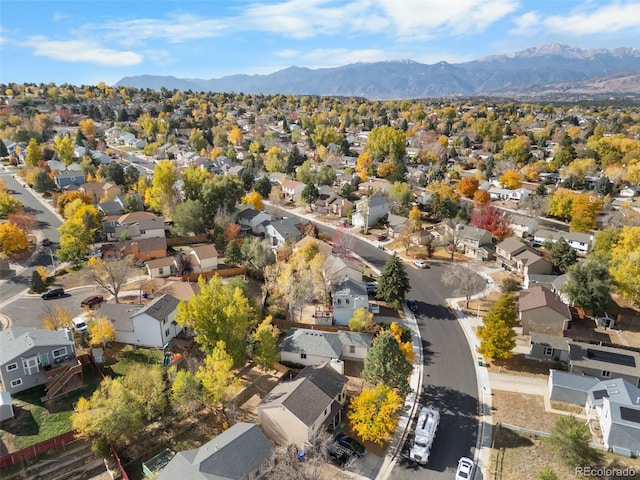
[519,285,570,318]
[496,236,527,254]
[158,423,271,480]
[0,327,74,364]
[569,342,640,377]
[259,363,346,427]
[280,328,342,358]
[132,294,180,322]
[530,332,570,351]
[145,257,176,269]
[267,220,302,240]
[457,225,491,242]
[98,303,141,332]
[332,277,367,296]
[118,211,158,225]
[190,244,219,261]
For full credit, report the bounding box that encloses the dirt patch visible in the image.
[491,391,560,433]
[549,400,584,415]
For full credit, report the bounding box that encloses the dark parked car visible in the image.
[407,299,418,312]
[365,282,377,295]
[336,435,366,458]
[41,287,65,300]
[41,238,51,246]
[80,295,104,308]
[327,446,350,467]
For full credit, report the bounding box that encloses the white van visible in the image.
[410,406,439,464]
[71,316,89,334]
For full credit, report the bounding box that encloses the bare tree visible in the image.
[444,219,468,261]
[441,263,487,309]
[269,430,353,480]
[87,256,133,303]
[41,305,72,330]
[174,252,193,275]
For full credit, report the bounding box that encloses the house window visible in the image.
[10,378,22,388]
[300,353,307,359]
[6,362,17,372]
[349,345,356,354]
[544,347,553,356]
[159,267,164,275]
[345,298,350,305]
[165,329,170,337]
[336,299,341,305]
[22,356,40,375]
[52,347,67,359]
[602,370,611,378]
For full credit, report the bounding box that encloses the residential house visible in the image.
[487,187,531,201]
[114,213,165,241]
[509,214,539,238]
[533,230,593,255]
[54,170,86,189]
[236,207,272,235]
[189,245,219,273]
[98,294,181,348]
[0,327,80,397]
[314,193,353,218]
[265,219,302,247]
[548,371,640,456]
[357,178,393,196]
[146,257,177,279]
[387,214,408,238]
[156,423,272,480]
[523,272,561,290]
[281,179,306,203]
[528,332,570,362]
[550,274,571,304]
[101,237,167,262]
[257,362,348,449]
[279,328,372,367]
[569,342,640,387]
[325,255,363,283]
[456,225,493,260]
[332,277,369,326]
[79,182,122,203]
[294,236,333,258]
[352,195,389,229]
[496,237,553,276]
[518,285,572,336]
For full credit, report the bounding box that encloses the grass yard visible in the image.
[0,364,101,453]
[101,344,165,377]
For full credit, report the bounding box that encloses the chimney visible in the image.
[64,327,73,342]
[131,242,139,256]
[329,358,344,375]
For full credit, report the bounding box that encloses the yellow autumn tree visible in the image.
[609,226,640,304]
[348,306,375,333]
[229,126,243,146]
[196,340,242,406]
[408,205,422,232]
[473,189,491,206]
[569,194,603,232]
[499,170,523,190]
[42,305,72,331]
[376,162,395,179]
[79,118,96,142]
[0,222,28,256]
[348,384,403,445]
[88,316,116,347]
[356,151,374,181]
[455,177,479,197]
[242,191,264,211]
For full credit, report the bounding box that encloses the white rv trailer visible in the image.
[409,406,439,464]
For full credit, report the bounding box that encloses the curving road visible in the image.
[276,207,482,480]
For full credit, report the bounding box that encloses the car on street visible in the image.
[413,260,428,268]
[336,435,366,458]
[71,316,89,334]
[80,295,104,308]
[407,299,418,312]
[455,457,475,480]
[41,238,51,246]
[41,287,65,300]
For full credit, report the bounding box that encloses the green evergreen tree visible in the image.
[254,176,272,199]
[549,239,578,273]
[477,293,518,360]
[562,258,612,315]
[224,239,243,267]
[376,253,411,308]
[29,270,46,293]
[362,332,412,397]
[545,415,601,467]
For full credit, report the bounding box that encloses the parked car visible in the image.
[376,234,387,241]
[365,282,377,295]
[71,316,89,334]
[327,445,350,467]
[41,238,51,246]
[41,287,65,300]
[455,457,475,480]
[80,295,104,308]
[413,260,428,269]
[407,299,418,312]
[336,435,366,458]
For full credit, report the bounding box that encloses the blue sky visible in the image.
[1,0,640,87]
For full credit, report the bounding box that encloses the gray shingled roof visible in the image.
[530,332,570,352]
[519,285,570,318]
[332,277,367,296]
[0,327,74,365]
[279,328,371,357]
[98,303,141,332]
[458,225,491,242]
[496,236,527,254]
[549,369,600,392]
[157,423,272,480]
[587,378,640,409]
[133,294,179,322]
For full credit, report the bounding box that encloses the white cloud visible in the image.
[52,12,69,22]
[543,2,640,35]
[24,36,143,66]
[275,49,300,58]
[510,11,541,36]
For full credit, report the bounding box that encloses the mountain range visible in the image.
[115,44,640,100]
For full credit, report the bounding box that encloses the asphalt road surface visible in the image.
[276,207,481,480]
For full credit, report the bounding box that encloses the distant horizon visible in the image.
[2,1,640,86]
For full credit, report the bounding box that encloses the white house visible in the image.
[325,255,363,284]
[265,219,303,247]
[98,294,181,348]
[509,213,539,238]
[281,179,306,202]
[331,277,369,326]
[279,328,372,367]
[488,187,531,201]
[352,195,389,229]
[236,207,272,235]
[189,244,218,273]
[533,230,593,254]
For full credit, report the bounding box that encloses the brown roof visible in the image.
[519,285,570,317]
[496,236,527,254]
[145,257,176,269]
[190,244,219,260]
[118,211,158,224]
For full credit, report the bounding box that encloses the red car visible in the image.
[80,295,104,308]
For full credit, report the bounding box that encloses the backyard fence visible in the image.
[0,431,77,469]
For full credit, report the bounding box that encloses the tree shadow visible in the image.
[492,425,534,449]
[421,339,435,367]
[0,405,39,436]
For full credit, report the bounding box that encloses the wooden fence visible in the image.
[166,234,209,247]
[0,431,77,469]
[175,266,245,282]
